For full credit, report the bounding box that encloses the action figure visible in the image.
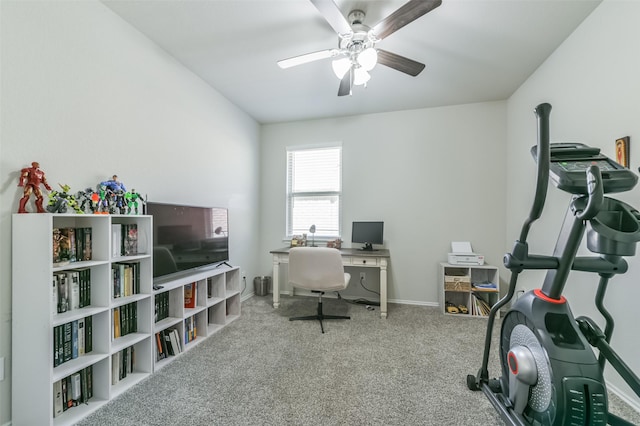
[93,185,110,214]
[125,189,145,214]
[76,188,96,214]
[47,184,83,214]
[17,161,52,213]
[98,175,127,214]
[101,175,126,192]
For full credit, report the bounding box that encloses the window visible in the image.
[286,145,342,239]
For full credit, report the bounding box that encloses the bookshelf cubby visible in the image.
[438,263,500,318]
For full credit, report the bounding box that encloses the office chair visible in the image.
[288,247,351,333]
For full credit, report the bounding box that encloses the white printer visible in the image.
[448,241,485,265]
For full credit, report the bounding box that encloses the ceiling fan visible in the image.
[277,0,442,96]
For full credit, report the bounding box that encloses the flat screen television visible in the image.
[147,202,229,280]
[352,221,384,251]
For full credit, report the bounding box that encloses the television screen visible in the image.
[352,221,384,251]
[147,202,229,279]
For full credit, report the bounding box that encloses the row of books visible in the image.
[53,365,93,418]
[155,328,183,362]
[112,346,135,385]
[54,268,91,314]
[112,302,138,340]
[112,223,138,257]
[185,316,197,344]
[112,262,141,298]
[155,291,170,323]
[471,292,492,316]
[53,227,92,266]
[53,317,93,368]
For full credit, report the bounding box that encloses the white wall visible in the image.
[506,0,640,409]
[259,102,507,304]
[0,1,261,423]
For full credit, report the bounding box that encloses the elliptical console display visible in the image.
[467,103,640,426]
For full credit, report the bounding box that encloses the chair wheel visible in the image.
[467,374,479,391]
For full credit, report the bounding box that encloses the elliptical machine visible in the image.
[467,103,640,425]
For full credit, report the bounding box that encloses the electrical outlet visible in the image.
[241,271,246,280]
[360,272,366,281]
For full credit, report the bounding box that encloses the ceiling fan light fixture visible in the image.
[358,47,378,71]
[332,57,351,79]
[353,68,370,86]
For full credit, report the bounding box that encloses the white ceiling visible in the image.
[101,0,601,124]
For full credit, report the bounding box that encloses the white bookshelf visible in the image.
[152,265,241,371]
[438,262,500,318]
[12,213,242,425]
[12,213,153,426]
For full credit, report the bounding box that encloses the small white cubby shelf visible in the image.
[152,265,241,372]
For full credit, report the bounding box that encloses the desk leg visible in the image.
[380,260,388,319]
[272,257,280,309]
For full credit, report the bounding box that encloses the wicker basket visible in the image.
[444,275,471,291]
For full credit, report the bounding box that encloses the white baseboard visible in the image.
[608,381,640,414]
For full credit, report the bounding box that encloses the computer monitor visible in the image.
[351,221,384,251]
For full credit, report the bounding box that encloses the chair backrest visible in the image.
[288,247,348,292]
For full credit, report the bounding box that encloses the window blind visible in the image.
[286,146,342,238]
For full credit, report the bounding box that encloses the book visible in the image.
[71,373,81,402]
[85,315,93,353]
[71,320,79,359]
[184,282,196,308]
[61,376,68,412]
[79,227,92,261]
[155,332,166,361]
[111,224,122,257]
[80,368,88,404]
[78,317,85,356]
[60,228,76,262]
[53,380,63,417]
[68,270,80,310]
[57,323,65,365]
[111,352,120,385]
[113,307,121,339]
[169,328,182,354]
[87,365,93,399]
[56,273,69,313]
[122,224,138,256]
[53,326,60,367]
[163,330,174,356]
[63,322,72,363]
[52,275,59,314]
[52,228,65,266]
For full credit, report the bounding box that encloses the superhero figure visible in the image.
[125,189,145,214]
[101,175,126,192]
[18,161,52,213]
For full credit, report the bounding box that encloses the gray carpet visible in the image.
[78,296,640,425]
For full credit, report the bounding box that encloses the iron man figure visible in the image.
[18,161,52,213]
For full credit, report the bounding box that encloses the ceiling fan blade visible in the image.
[372,0,442,41]
[277,49,338,69]
[310,0,353,37]
[377,49,426,76]
[338,67,353,96]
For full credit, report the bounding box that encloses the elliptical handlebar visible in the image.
[519,103,552,243]
[575,166,604,221]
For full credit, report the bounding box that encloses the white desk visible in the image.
[270,247,391,318]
